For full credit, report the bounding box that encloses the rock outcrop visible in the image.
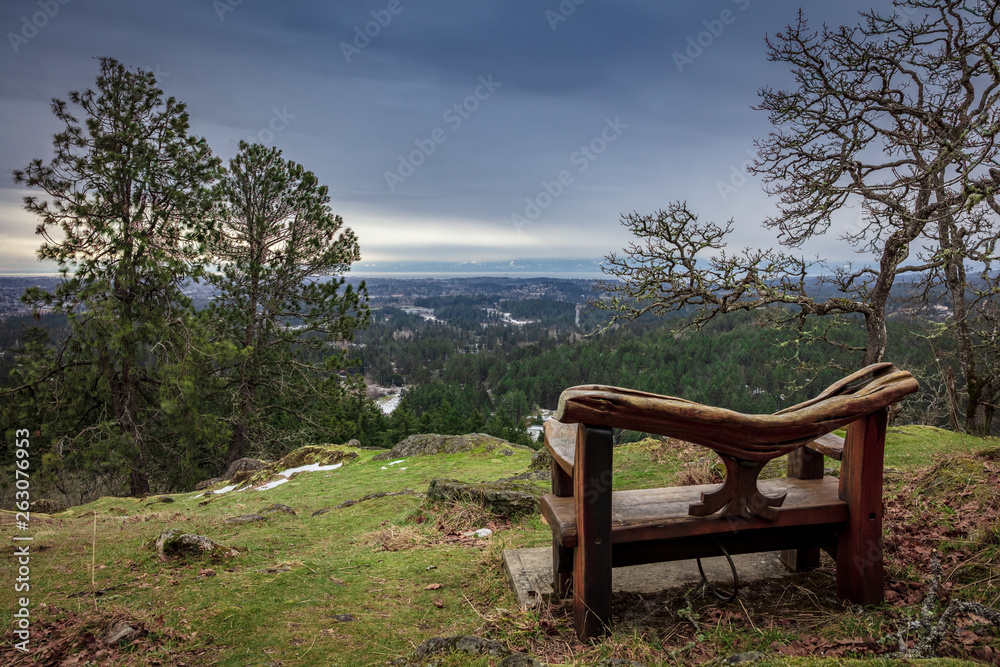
[373,433,528,461]
[427,478,541,517]
[30,498,67,514]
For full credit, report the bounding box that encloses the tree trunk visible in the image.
[226,381,258,467]
[862,309,887,366]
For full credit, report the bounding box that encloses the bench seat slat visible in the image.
[807,433,845,460]
[541,476,847,549]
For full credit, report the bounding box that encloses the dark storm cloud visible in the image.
[0,0,883,275]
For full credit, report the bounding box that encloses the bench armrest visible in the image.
[554,362,916,462]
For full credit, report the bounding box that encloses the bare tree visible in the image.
[599,1,1000,432]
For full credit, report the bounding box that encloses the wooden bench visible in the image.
[540,362,918,639]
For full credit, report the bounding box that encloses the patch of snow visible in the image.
[462,528,493,538]
[256,478,290,491]
[277,462,343,478]
[388,459,405,466]
[378,392,402,415]
[380,466,388,470]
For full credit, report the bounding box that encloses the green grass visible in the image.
[2,427,999,666]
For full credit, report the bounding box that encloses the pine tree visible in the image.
[208,142,369,464]
[12,58,221,496]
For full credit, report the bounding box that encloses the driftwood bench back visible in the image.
[541,362,918,640]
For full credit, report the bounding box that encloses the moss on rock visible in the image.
[915,455,984,497]
[274,445,358,470]
[427,478,541,517]
[151,529,238,560]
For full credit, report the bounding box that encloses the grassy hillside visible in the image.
[2,427,999,666]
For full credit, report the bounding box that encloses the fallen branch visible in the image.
[885,551,1000,658]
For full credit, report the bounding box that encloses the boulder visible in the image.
[427,478,541,517]
[151,529,238,560]
[195,477,224,491]
[30,498,67,514]
[528,447,552,472]
[223,457,268,479]
[373,433,529,461]
[345,439,362,448]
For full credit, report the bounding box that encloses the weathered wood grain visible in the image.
[545,419,576,477]
[555,362,916,462]
[573,424,614,640]
[542,476,847,549]
[837,409,888,605]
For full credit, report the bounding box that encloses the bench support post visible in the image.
[551,454,574,597]
[836,408,888,605]
[780,446,824,571]
[573,424,613,641]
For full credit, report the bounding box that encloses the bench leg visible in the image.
[551,458,574,597]
[780,446,824,571]
[573,424,613,640]
[836,409,887,605]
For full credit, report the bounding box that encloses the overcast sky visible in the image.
[0,0,885,277]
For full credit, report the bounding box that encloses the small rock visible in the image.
[311,508,331,517]
[329,614,356,623]
[500,448,513,456]
[259,503,296,516]
[105,621,141,646]
[151,529,238,560]
[29,498,67,514]
[412,635,509,659]
[150,496,174,504]
[225,514,268,525]
[499,655,543,667]
[345,439,362,448]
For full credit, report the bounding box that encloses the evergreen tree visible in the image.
[11,59,221,496]
[208,142,369,465]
